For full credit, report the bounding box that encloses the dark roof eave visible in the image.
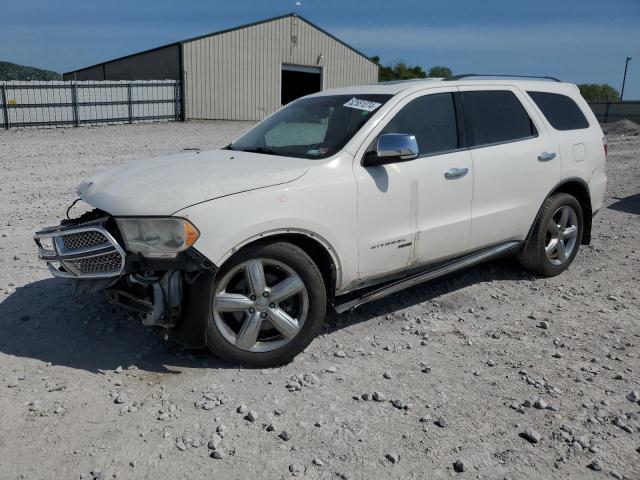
[64,12,377,76]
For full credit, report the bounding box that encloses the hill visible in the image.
[0,61,62,81]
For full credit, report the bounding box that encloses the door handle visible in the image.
[444,167,469,179]
[538,151,556,162]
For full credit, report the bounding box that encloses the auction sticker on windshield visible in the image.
[343,98,382,112]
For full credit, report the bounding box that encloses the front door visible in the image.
[353,88,473,285]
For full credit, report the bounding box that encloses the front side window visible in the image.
[528,91,589,131]
[379,93,459,156]
[229,94,392,159]
[462,90,537,147]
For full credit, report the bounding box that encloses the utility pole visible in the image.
[620,56,632,101]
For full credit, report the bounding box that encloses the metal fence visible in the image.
[0,80,181,129]
[589,101,640,125]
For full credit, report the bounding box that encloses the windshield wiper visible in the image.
[231,146,279,156]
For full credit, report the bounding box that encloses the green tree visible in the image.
[0,61,62,81]
[371,56,453,82]
[371,56,429,82]
[427,66,453,78]
[577,84,620,102]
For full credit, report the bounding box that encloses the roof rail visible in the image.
[445,74,562,82]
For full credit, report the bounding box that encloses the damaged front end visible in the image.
[34,209,216,329]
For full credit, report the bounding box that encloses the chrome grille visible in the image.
[34,219,126,279]
[72,253,122,274]
[62,230,108,251]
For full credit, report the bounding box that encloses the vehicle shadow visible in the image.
[0,277,227,375]
[0,258,530,374]
[323,257,531,333]
[608,192,640,215]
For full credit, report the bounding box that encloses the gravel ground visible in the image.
[0,121,639,480]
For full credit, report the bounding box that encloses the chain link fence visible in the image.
[589,101,640,125]
[0,80,181,129]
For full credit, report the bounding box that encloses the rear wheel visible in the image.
[203,242,326,367]
[518,193,583,276]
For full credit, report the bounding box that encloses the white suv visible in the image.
[35,75,607,366]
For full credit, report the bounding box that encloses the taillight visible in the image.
[603,136,608,157]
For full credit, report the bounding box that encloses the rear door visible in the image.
[459,86,561,249]
[526,90,607,213]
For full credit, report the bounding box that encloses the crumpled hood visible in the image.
[77,149,309,216]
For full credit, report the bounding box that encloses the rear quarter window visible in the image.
[462,90,538,147]
[527,91,590,131]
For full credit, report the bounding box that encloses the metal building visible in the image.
[64,13,379,121]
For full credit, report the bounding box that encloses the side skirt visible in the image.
[333,241,522,314]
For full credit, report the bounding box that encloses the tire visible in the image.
[193,242,327,367]
[518,193,583,277]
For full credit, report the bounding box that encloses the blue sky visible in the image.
[2,0,639,98]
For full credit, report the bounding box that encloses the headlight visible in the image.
[115,217,200,258]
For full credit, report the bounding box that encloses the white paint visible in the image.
[77,78,607,294]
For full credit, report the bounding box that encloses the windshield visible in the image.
[229,94,392,159]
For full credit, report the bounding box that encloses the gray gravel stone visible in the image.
[627,390,640,403]
[385,451,399,463]
[373,391,386,402]
[575,436,590,448]
[587,460,601,471]
[453,459,465,473]
[534,398,548,409]
[522,428,542,444]
[114,393,128,404]
[245,410,258,422]
[613,416,633,433]
[434,417,446,428]
[289,463,305,475]
[334,350,347,358]
[175,440,187,451]
[279,430,290,441]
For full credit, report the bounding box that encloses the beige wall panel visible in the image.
[183,16,378,120]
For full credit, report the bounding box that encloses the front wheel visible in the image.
[518,193,583,276]
[199,242,327,367]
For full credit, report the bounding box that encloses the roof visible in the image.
[65,13,376,76]
[312,77,579,97]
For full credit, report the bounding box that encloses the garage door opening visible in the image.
[281,64,322,106]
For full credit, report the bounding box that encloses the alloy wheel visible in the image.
[545,205,579,266]
[212,258,309,352]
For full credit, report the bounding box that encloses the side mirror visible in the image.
[362,133,419,167]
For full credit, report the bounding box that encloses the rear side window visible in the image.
[380,93,459,155]
[462,90,537,147]
[528,91,589,131]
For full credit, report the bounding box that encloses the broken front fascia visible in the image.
[34,211,217,327]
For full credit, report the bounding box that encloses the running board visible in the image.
[334,241,521,313]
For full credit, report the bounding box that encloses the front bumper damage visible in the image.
[34,211,216,330]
